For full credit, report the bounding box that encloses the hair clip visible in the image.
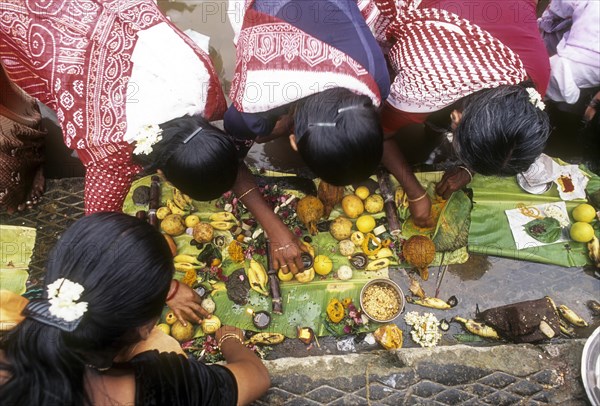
[337,105,366,114]
[182,127,203,144]
[308,122,336,127]
[23,299,83,332]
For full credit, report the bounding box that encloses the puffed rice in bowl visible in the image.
[360,279,405,323]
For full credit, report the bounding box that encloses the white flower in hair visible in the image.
[47,278,89,322]
[526,87,545,111]
[124,124,163,155]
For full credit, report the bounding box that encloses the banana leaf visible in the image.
[124,174,390,338]
[468,165,600,267]
[0,225,35,294]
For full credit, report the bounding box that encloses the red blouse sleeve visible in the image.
[380,101,430,134]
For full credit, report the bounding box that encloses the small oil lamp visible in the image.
[247,308,272,330]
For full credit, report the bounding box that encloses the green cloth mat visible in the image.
[468,169,600,267]
[0,225,35,294]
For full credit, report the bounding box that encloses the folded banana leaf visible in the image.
[0,225,35,295]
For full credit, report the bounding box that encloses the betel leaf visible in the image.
[524,217,562,243]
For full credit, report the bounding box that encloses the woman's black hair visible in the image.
[453,83,551,176]
[0,213,174,405]
[135,115,238,201]
[294,88,383,185]
[454,82,551,176]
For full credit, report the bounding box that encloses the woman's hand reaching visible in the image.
[165,281,211,326]
[435,166,472,199]
[268,225,309,275]
[408,194,434,228]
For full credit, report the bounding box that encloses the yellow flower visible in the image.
[227,241,245,263]
[181,268,197,287]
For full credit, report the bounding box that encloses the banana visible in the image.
[454,317,500,339]
[251,259,268,287]
[395,187,408,208]
[167,199,186,215]
[246,332,285,345]
[182,191,193,206]
[588,236,600,268]
[301,241,315,258]
[248,259,269,295]
[409,278,426,299]
[545,296,559,314]
[210,212,237,222]
[406,296,454,310]
[156,206,171,220]
[369,247,394,260]
[174,262,201,272]
[559,319,576,337]
[558,304,588,327]
[366,258,390,271]
[210,221,235,231]
[173,188,191,211]
[174,254,200,264]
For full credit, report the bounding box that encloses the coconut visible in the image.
[403,235,436,280]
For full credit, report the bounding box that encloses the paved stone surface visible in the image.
[1,178,597,405]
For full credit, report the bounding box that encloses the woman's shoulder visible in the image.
[129,350,239,405]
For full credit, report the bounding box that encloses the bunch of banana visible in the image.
[588,236,600,268]
[209,212,238,230]
[246,332,285,345]
[167,188,193,215]
[247,259,269,296]
[453,316,500,339]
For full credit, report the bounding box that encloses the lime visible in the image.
[185,214,201,228]
[156,323,170,335]
[355,186,370,200]
[313,255,334,275]
[356,214,376,233]
[570,222,595,243]
[572,203,597,223]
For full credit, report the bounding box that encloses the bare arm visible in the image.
[233,163,308,274]
[381,135,434,228]
[216,327,270,406]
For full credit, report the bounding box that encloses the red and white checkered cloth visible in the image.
[358,0,527,112]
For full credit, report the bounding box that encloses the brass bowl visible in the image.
[360,279,405,323]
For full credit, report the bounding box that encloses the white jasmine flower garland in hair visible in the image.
[526,88,545,111]
[47,278,88,322]
[404,311,442,348]
[124,124,163,155]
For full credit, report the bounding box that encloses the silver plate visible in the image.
[516,173,552,195]
[581,326,600,405]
